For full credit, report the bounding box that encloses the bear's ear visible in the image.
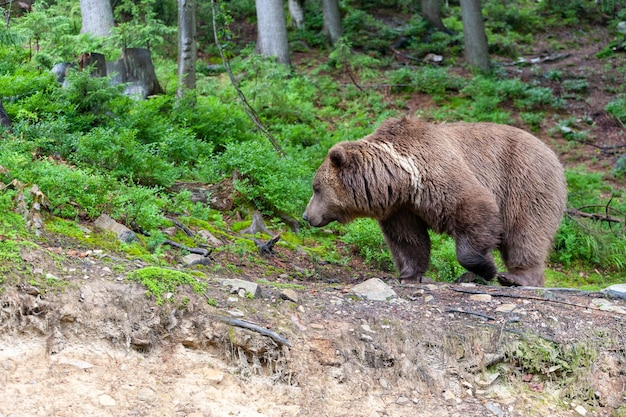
[329,146,347,168]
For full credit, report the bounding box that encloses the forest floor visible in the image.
[1,25,626,417]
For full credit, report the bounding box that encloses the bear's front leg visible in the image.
[379,212,431,283]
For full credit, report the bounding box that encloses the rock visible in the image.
[469,294,492,302]
[182,253,211,266]
[396,396,410,405]
[137,387,157,402]
[204,368,225,384]
[484,401,505,417]
[350,278,397,301]
[475,372,500,387]
[442,390,457,404]
[574,405,587,416]
[198,230,224,247]
[591,298,626,314]
[602,283,626,300]
[379,378,389,389]
[617,21,626,35]
[98,394,116,406]
[495,303,517,313]
[163,226,177,237]
[280,289,299,303]
[227,309,245,317]
[221,278,261,298]
[94,213,137,244]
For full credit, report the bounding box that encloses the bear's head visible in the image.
[303,140,399,227]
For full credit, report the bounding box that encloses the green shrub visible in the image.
[341,219,394,271]
[606,96,626,124]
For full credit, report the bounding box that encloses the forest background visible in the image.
[0,0,626,290]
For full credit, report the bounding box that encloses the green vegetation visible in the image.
[127,266,208,305]
[0,0,624,290]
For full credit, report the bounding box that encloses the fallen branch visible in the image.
[169,218,195,237]
[451,287,605,312]
[252,234,281,256]
[445,308,496,321]
[163,239,212,257]
[215,315,292,347]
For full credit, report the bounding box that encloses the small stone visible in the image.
[396,396,410,405]
[360,334,374,342]
[137,387,157,402]
[361,324,375,333]
[204,368,225,384]
[310,323,325,330]
[475,372,500,387]
[443,391,457,404]
[33,267,44,275]
[280,289,299,303]
[198,230,224,247]
[350,278,397,301]
[495,303,517,313]
[469,294,492,302]
[484,401,505,417]
[99,394,116,406]
[574,405,587,416]
[297,305,305,313]
[1,360,15,371]
[182,253,211,266]
[227,297,239,303]
[617,21,626,35]
[222,278,261,298]
[379,378,389,389]
[424,295,434,303]
[163,226,177,237]
[227,310,245,317]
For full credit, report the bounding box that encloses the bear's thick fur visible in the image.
[303,117,567,287]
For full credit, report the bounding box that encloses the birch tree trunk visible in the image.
[79,0,114,37]
[255,0,291,65]
[177,0,197,99]
[288,0,304,29]
[322,0,342,45]
[459,0,490,73]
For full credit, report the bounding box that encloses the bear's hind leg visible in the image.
[455,235,498,281]
[497,265,544,287]
[499,233,551,287]
[379,213,431,283]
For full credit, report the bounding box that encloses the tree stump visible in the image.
[108,48,164,98]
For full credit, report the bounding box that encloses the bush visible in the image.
[341,219,394,271]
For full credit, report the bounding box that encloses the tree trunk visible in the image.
[288,0,304,29]
[255,0,290,65]
[322,0,342,45]
[0,99,12,131]
[108,48,164,98]
[459,0,490,73]
[420,0,451,33]
[177,0,197,99]
[79,0,114,37]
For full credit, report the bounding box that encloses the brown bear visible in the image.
[302,117,567,287]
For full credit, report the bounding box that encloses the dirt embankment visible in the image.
[1,248,625,417]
